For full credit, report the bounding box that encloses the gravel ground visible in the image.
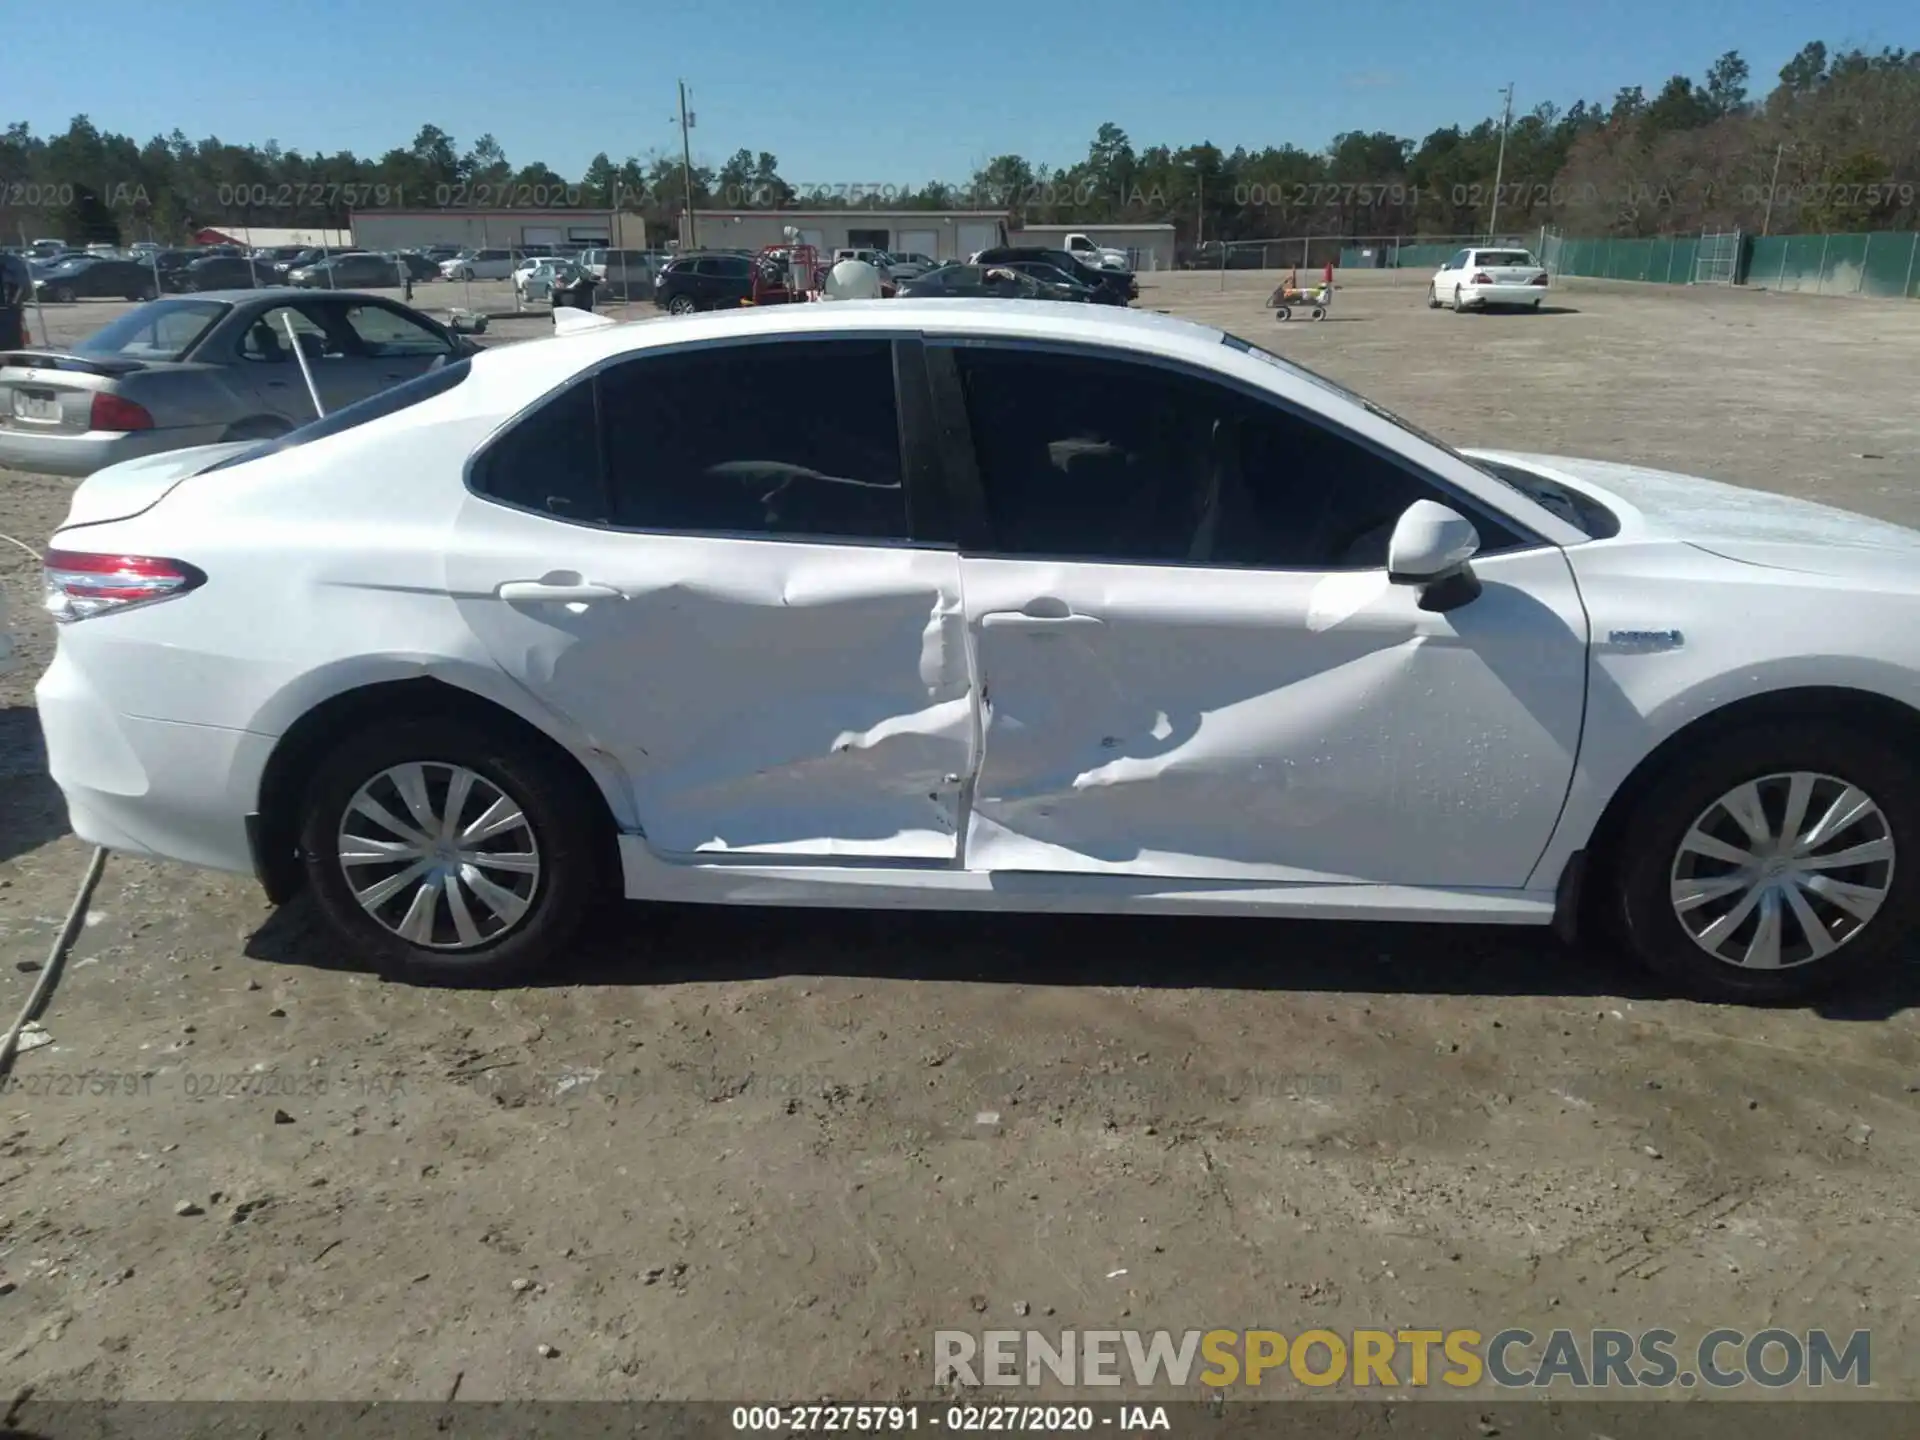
[0,270,1917,1404]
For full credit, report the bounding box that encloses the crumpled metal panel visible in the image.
[448,506,975,860]
[957,548,1589,887]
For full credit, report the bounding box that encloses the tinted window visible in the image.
[599,340,906,540]
[951,346,1516,569]
[471,380,605,520]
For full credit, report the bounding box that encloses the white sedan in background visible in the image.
[513,257,580,302]
[1431,247,1551,311]
[32,302,1920,1002]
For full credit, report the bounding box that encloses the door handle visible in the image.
[496,580,622,603]
[981,612,1104,632]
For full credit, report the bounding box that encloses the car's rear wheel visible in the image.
[1613,721,1917,1002]
[298,717,605,986]
[667,294,696,314]
[1452,284,1467,312]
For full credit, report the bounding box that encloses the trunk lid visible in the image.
[57,442,261,530]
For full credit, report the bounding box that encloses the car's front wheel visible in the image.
[1428,284,1442,309]
[298,717,606,985]
[1613,720,1917,1002]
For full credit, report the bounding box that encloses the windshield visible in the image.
[1219,331,1536,502]
[73,298,230,360]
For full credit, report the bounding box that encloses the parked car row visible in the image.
[649,245,1135,315]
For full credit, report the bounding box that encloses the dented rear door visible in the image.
[448,335,976,862]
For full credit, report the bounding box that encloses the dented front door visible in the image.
[957,548,1588,886]
[452,514,975,861]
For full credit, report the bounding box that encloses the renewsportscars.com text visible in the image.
[933,1327,1872,1390]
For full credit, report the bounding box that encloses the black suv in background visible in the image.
[653,251,762,313]
[972,246,1135,303]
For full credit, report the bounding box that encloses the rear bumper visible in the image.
[1462,283,1546,307]
[37,646,271,876]
[0,423,230,478]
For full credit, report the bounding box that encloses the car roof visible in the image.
[176,287,390,303]
[460,300,1228,404]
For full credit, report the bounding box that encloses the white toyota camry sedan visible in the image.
[34,301,1920,1001]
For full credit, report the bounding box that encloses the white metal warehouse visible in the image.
[678,210,1013,262]
[347,208,648,252]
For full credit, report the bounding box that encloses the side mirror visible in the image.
[1387,499,1483,612]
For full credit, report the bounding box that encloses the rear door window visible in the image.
[597,339,908,540]
[239,305,333,363]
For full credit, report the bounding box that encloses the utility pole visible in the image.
[1195,168,1203,250]
[1487,82,1514,241]
[678,80,698,249]
[1761,141,1787,236]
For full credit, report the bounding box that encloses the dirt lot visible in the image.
[1,271,1918,1405]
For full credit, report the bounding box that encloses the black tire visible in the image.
[1612,720,1920,1003]
[1451,284,1467,313]
[1310,306,1326,321]
[297,716,606,986]
[51,284,74,303]
[1532,299,1543,311]
[1274,305,1291,322]
[667,294,696,315]
[1427,285,1442,309]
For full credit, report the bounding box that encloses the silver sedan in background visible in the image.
[0,289,479,477]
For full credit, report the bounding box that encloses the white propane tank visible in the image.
[821,259,883,300]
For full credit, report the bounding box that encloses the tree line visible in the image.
[2,39,1915,251]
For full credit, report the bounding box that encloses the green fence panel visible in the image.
[1821,234,1870,294]
[1860,232,1920,298]
[1669,236,1697,282]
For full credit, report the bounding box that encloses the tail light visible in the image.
[1470,272,1492,285]
[43,549,205,621]
[1530,272,1550,286]
[89,393,153,431]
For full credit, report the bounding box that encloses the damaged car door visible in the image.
[448,336,976,860]
[931,338,1589,887]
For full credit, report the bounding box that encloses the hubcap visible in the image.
[1670,771,1896,970]
[337,762,541,951]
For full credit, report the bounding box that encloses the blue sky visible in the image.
[9,0,1909,181]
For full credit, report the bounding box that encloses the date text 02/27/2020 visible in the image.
[729,1405,1171,1432]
